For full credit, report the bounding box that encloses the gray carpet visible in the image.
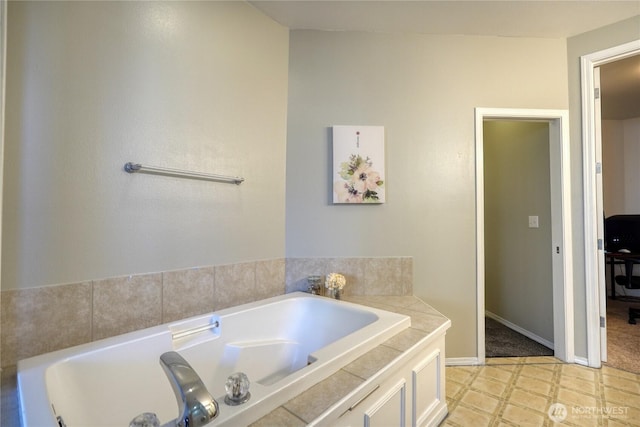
[605,297,640,374]
[485,317,554,357]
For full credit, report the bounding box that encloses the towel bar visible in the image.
[124,162,244,185]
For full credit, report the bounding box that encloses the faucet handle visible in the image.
[224,372,251,406]
[307,275,324,295]
[129,412,160,427]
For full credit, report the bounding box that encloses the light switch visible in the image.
[528,216,539,228]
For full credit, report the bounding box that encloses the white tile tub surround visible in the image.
[17,293,410,427]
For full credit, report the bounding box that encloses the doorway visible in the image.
[483,120,554,358]
[475,108,574,365]
[581,40,640,368]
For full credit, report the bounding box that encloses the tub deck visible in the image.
[251,295,451,426]
[6,294,451,427]
[16,293,425,427]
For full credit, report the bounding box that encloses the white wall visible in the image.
[567,15,640,358]
[602,117,640,215]
[286,30,568,358]
[602,117,640,299]
[623,118,640,213]
[2,1,289,290]
[602,119,626,216]
[484,121,553,343]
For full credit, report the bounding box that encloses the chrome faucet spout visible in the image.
[160,351,219,427]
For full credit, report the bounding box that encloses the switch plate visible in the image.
[528,216,539,228]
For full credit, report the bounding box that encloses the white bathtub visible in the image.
[18,292,410,427]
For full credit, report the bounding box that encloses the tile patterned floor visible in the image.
[444,357,640,426]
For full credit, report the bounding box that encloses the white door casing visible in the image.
[594,66,607,363]
[475,108,574,365]
[581,40,640,367]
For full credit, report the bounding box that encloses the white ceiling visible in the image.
[249,0,640,39]
[249,0,640,120]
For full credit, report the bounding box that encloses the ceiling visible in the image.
[249,0,640,120]
[249,1,639,39]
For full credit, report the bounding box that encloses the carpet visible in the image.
[485,317,554,358]
[605,297,640,374]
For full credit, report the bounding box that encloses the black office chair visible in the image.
[605,215,640,324]
[614,264,640,324]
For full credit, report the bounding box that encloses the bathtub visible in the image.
[17,292,410,427]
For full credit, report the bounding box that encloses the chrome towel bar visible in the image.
[124,162,244,185]
[171,321,220,341]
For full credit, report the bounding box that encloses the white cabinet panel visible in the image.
[315,333,448,427]
[364,379,406,427]
[412,349,441,427]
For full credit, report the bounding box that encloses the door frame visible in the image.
[0,0,6,296]
[581,40,640,368]
[475,107,574,365]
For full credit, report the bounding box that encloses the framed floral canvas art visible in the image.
[332,125,385,204]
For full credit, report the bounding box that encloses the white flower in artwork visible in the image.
[334,154,384,203]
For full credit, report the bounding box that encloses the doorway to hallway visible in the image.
[475,108,574,365]
[483,119,555,358]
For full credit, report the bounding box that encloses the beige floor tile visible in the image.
[487,357,524,365]
[459,389,500,415]
[446,404,493,427]
[621,405,640,426]
[501,403,546,426]
[509,389,551,414]
[444,361,639,427]
[471,376,509,399]
[446,366,476,384]
[602,374,640,394]
[559,375,598,395]
[607,419,631,427]
[477,365,515,384]
[519,365,555,382]
[601,366,639,381]
[515,374,552,396]
[557,388,599,409]
[446,379,464,399]
[561,364,597,382]
[443,357,640,427]
[604,386,640,407]
[523,356,562,365]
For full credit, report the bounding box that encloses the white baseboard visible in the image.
[486,311,554,350]
[573,356,589,366]
[445,357,480,366]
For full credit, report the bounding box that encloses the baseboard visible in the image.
[573,356,589,366]
[485,311,554,350]
[445,357,480,366]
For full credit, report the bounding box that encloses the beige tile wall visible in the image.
[0,257,412,368]
[286,257,413,296]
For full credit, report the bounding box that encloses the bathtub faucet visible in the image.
[160,351,219,427]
